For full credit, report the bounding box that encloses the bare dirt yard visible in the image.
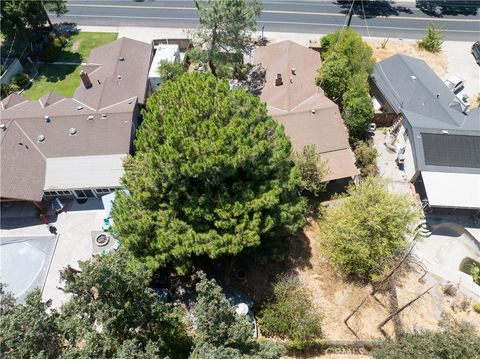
[366,38,448,76]
[205,205,480,357]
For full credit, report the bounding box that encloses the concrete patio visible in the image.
[1,198,107,307]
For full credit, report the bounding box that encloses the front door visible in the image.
[74,189,96,199]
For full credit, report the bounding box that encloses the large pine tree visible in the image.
[112,73,306,272]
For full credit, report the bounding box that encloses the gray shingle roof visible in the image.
[371,54,480,175]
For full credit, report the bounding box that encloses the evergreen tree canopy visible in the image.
[0,0,67,38]
[112,73,306,272]
[190,0,261,74]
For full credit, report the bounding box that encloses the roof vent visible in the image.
[0,124,6,131]
[291,67,296,75]
[69,127,77,136]
[44,115,51,123]
[436,94,440,99]
[275,73,283,86]
[410,75,417,80]
[101,113,107,119]
[117,75,122,80]
[441,130,449,134]
[87,115,94,121]
[311,109,316,114]
[77,105,83,110]
[37,134,45,143]
[118,56,125,61]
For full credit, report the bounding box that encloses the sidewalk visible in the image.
[78,25,478,99]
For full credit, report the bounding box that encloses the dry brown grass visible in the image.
[366,38,448,76]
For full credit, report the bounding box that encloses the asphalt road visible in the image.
[53,0,480,41]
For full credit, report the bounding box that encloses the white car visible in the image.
[444,74,465,94]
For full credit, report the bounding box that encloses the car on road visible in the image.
[443,74,465,94]
[472,41,480,66]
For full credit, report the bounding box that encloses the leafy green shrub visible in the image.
[11,73,30,88]
[320,28,375,75]
[259,274,322,349]
[1,82,19,98]
[320,177,419,281]
[372,315,480,358]
[418,23,444,53]
[354,140,378,177]
[294,144,329,196]
[317,30,375,141]
[459,257,480,285]
[473,302,480,314]
[40,36,67,62]
[316,52,351,101]
[342,72,374,140]
[157,60,187,84]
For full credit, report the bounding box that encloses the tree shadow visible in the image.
[193,227,313,303]
[415,0,480,17]
[36,63,80,82]
[247,64,266,96]
[337,0,413,19]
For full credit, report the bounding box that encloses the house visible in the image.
[370,54,480,211]
[253,41,359,183]
[0,37,153,206]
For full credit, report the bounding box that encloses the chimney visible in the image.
[80,70,92,89]
[275,73,283,86]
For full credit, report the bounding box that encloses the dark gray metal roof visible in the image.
[371,54,480,175]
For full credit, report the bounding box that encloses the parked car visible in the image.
[443,74,465,94]
[472,41,480,66]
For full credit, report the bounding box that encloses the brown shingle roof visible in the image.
[74,37,153,110]
[253,41,359,181]
[0,37,153,201]
[0,122,46,201]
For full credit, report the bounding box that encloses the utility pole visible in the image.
[346,0,355,27]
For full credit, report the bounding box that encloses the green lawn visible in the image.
[58,32,118,63]
[22,64,81,100]
[22,32,118,99]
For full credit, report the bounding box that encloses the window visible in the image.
[44,190,71,196]
[94,188,112,194]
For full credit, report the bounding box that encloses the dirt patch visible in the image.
[366,39,448,76]
[71,40,81,52]
[469,93,480,108]
[203,214,480,357]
